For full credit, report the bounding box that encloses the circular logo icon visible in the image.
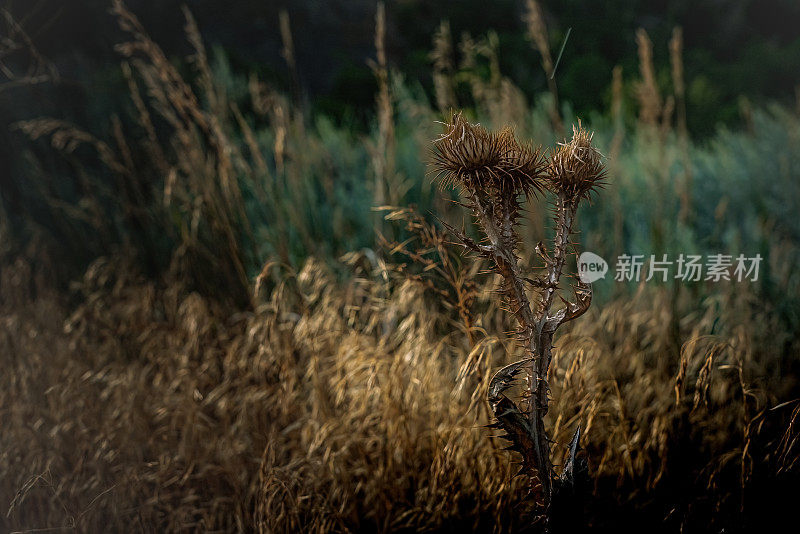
[577,251,608,283]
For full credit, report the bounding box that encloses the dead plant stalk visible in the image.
[432,113,605,520]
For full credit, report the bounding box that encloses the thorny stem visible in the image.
[530,193,581,505]
[461,188,589,510]
[538,194,577,319]
[467,189,549,506]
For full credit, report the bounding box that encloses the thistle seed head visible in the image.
[431,112,545,197]
[546,122,606,201]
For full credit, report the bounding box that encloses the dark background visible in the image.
[4,0,800,134]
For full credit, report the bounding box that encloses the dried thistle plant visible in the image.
[431,113,605,522]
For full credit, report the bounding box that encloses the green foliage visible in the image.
[2,5,799,317]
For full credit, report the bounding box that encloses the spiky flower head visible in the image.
[546,122,606,202]
[431,112,545,198]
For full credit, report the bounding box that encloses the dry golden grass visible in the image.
[1,241,796,532]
